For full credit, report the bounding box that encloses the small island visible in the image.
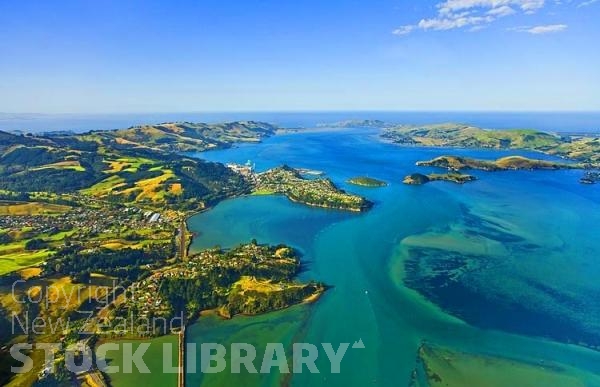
[254,165,372,212]
[403,172,477,185]
[347,176,387,187]
[581,171,600,184]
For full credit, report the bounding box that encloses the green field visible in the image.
[0,230,76,275]
[0,201,71,216]
[100,335,179,387]
[0,249,51,275]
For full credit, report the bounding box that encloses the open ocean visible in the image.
[1,111,599,133]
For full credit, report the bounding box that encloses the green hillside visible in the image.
[0,121,275,212]
[416,155,579,171]
[103,120,277,152]
[382,123,600,165]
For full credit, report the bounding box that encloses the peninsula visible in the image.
[416,155,579,171]
[382,123,600,166]
[254,165,372,212]
[103,241,325,334]
[0,122,353,386]
[404,155,577,185]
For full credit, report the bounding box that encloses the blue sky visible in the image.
[0,0,598,113]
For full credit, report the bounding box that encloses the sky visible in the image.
[0,0,598,113]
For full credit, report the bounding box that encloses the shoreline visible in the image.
[380,134,598,168]
[196,287,326,321]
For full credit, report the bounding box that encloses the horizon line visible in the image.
[2,109,600,116]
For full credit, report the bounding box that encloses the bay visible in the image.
[184,127,600,386]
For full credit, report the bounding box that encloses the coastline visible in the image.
[196,286,326,321]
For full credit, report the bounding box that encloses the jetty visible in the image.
[178,325,186,387]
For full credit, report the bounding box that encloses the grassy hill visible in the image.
[0,121,276,212]
[416,155,578,171]
[99,120,276,152]
[403,172,476,185]
[382,123,600,165]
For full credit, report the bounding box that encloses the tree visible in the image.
[24,238,47,251]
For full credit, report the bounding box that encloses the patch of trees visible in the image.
[0,306,11,342]
[118,167,163,184]
[72,271,91,284]
[0,130,42,148]
[0,233,13,244]
[0,305,17,386]
[226,283,322,316]
[173,158,251,206]
[0,272,21,286]
[24,238,47,250]
[0,147,106,193]
[0,146,66,168]
[0,168,98,192]
[43,135,99,152]
[77,152,105,174]
[0,191,30,201]
[159,277,230,318]
[47,245,172,281]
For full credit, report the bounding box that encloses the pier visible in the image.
[178,325,186,387]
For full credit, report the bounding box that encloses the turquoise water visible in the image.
[185,128,600,386]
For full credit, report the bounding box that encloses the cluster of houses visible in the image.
[125,272,171,319]
[226,160,256,177]
[0,203,169,241]
[256,167,364,209]
[122,243,294,319]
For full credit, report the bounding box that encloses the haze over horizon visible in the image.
[1,0,599,113]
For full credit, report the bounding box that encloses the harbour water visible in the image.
[182,126,600,386]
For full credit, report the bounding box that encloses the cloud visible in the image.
[511,23,568,33]
[577,0,599,7]
[392,0,558,35]
[438,0,545,14]
[469,25,488,31]
[486,5,516,15]
[417,14,494,30]
[392,25,415,35]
